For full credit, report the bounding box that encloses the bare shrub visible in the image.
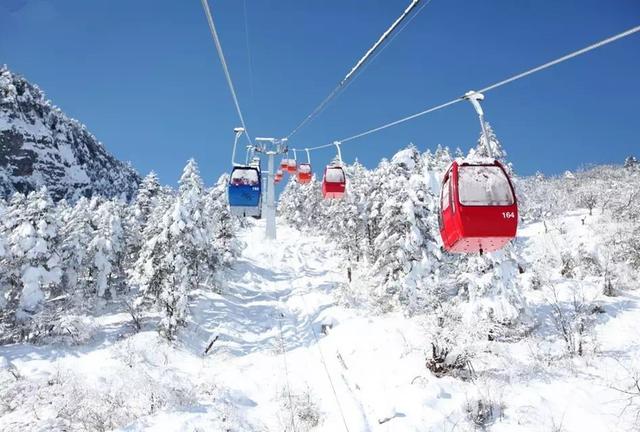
[560,253,575,278]
[547,286,597,357]
[609,363,640,427]
[280,386,322,432]
[426,342,474,379]
[464,394,505,429]
[578,192,598,216]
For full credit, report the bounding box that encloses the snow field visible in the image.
[1,210,639,431]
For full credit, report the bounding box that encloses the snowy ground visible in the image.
[1,215,639,431]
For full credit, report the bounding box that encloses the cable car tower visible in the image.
[254,137,288,240]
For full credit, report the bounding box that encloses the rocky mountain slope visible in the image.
[0,66,140,201]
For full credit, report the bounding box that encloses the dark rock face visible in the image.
[0,66,140,201]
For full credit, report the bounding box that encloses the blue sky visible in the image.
[1,0,639,187]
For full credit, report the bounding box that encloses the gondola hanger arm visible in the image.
[463,91,493,159]
[334,141,343,164]
[231,126,245,166]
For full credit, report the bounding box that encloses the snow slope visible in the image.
[1,216,639,431]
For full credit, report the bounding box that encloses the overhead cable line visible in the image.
[293,24,640,152]
[337,0,434,96]
[200,0,252,145]
[284,0,427,140]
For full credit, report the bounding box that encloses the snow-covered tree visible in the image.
[58,197,93,294]
[624,155,638,169]
[468,122,508,163]
[369,147,440,309]
[0,189,62,334]
[205,174,238,266]
[132,160,214,339]
[88,200,127,298]
[127,172,162,258]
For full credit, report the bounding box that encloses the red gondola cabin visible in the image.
[297,163,312,184]
[274,170,284,184]
[322,166,346,199]
[439,159,517,254]
[287,159,297,174]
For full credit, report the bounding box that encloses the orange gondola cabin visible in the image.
[439,159,517,254]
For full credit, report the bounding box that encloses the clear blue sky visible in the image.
[1,0,639,187]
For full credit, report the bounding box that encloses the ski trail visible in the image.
[190,220,374,430]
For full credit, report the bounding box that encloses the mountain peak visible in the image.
[0,67,140,201]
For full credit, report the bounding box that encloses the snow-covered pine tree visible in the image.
[279,178,306,230]
[88,199,127,299]
[340,161,371,264]
[370,146,440,309]
[126,172,162,256]
[468,122,503,159]
[624,155,638,169]
[363,158,391,264]
[432,144,453,172]
[135,171,162,224]
[205,173,238,267]
[133,160,214,339]
[0,188,62,339]
[58,197,93,295]
[280,175,324,232]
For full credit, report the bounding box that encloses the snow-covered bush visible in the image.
[36,314,98,346]
[425,304,476,379]
[0,360,199,431]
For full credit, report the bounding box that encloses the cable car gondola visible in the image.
[274,169,284,184]
[438,91,518,254]
[322,166,346,199]
[439,159,517,254]
[228,166,262,217]
[322,142,346,199]
[297,149,313,184]
[297,163,312,183]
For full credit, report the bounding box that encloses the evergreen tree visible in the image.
[370,147,440,307]
[58,197,93,295]
[133,160,213,340]
[205,174,237,267]
[0,189,61,328]
[468,122,513,174]
[135,171,162,224]
[88,200,126,298]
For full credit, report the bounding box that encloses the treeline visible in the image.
[279,128,528,341]
[0,160,237,343]
[279,129,640,340]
